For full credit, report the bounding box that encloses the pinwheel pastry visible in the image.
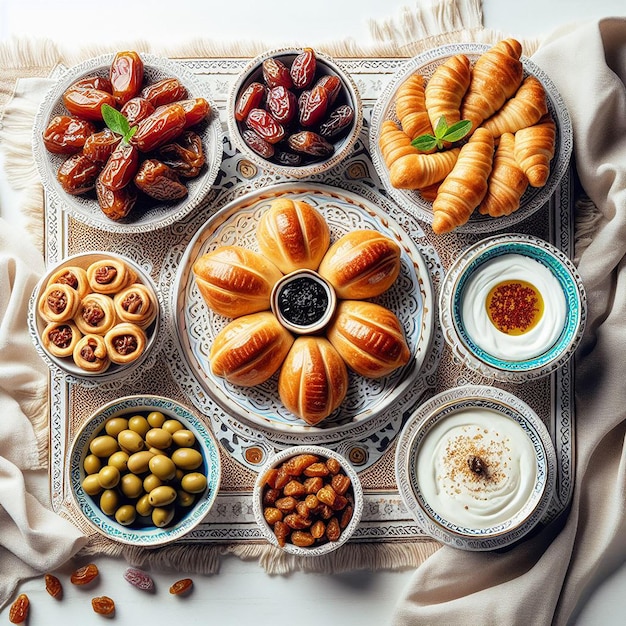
[113,282,158,329]
[104,322,147,364]
[256,198,330,274]
[86,258,137,294]
[278,336,348,426]
[74,292,118,335]
[46,265,90,299]
[72,333,111,373]
[41,321,82,358]
[37,283,81,323]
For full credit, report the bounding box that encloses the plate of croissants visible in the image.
[172,182,435,435]
[369,40,573,235]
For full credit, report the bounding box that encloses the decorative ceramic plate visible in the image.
[32,52,224,233]
[395,385,557,551]
[68,395,222,546]
[369,42,573,233]
[439,234,586,382]
[172,181,435,436]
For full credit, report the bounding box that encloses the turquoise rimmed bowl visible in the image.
[439,234,586,382]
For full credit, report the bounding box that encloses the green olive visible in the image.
[127,450,155,474]
[152,506,175,528]
[181,472,207,494]
[162,419,184,435]
[83,454,102,475]
[147,411,166,428]
[128,414,151,437]
[148,485,177,507]
[143,473,163,493]
[171,448,203,470]
[89,435,119,458]
[82,474,103,496]
[117,429,145,453]
[97,465,120,489]
[105,417,129,437]
[136,494,153,518]
[148,454,177,481]
[108,450,130,472]
[147,446,163,456]
[120,473,144,499]
[115,504,137,526]
[177,489,196,507]
[145,427,172,450]
[172,429,196,448]
[175,469,185,482]
[100,489,120,516]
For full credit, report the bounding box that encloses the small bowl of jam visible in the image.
[439,234,586,382]
[271,269,337,335]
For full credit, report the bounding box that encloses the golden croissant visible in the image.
[379,120,419,168]
[388,148,460,190]
[394,73,433,140]
[481,75,548,138]
[432,127,494,234]
[461,38,524,132]
[514,114,556,187]
[424,53,471,130]
[479,132,529,217]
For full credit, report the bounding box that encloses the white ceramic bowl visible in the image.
[29,251,162,385]
[68,394,221,546]
[227,47,363,179]
[32,52,224,233]
[395,385,556,551]
[252,445,363,556]
[369,42,573,233]
[439,234,586,382]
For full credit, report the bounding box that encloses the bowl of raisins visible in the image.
[252,445,363,556]
[33,51,224,233]
[68,394,222,546]
[227,48,363,179]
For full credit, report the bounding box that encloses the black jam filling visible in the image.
[277,276,329,327]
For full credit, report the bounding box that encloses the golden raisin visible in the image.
[169,578,193,595]
[91,595,115,615]
[70,563,99,585]
[45,573,63,599]
[9,593,29,624]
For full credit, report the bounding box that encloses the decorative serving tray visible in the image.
[44,57,575,546]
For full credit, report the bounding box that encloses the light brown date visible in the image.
[70,562,99,585]
[96,178,137,221]
[57,153,101,195]
[178,97,211,128]
[9,593,29,624]
[110,50,144,105]
[140,77,188,107]
[92,595,116,615]
[43,115,96,155]
[132,103,186,152]
[99,141,139,190]
[82,128,122,164]
[159,130,205,178]
[62,87,116,121]
[169,578,193,596]
[45,573,63,599]
[134,159,188,201]
[120,97,156,126]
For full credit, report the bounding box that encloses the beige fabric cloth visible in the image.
[392,17,626,626]
[0,220,88,610]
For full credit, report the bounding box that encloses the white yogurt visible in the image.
[416,408,538,529]
[461,254,566,361]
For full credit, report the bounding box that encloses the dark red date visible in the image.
[299,84,328,127]
[245,108,285,144]
[131,103,186,152]
[266,86,297,125]
[262,57,293,89]
[316,75,341,106]
[319,104,355,138]
[290,48,316,89]
[57,153,101,194]
[241,129,275,159]
[99,141,139,190]
[288,131,334,157]
[140,77,188,107]
[110,50,144,105]
[235,82,266,122]
[43,115,96,155]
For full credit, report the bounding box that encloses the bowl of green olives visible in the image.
[68,394,221,546]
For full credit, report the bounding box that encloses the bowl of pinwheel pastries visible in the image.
[29,251,162,384]
[369,39,573,234]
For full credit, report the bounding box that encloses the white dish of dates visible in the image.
[32,51,224,233]
[227,47,363,179]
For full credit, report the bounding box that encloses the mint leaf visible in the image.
[433,115,448,139]
[444,120,472,143]
[101,103,136,143]
[411,134,438,152]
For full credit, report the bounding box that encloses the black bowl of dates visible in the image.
[33,51,224,233]
[227,48,363,179]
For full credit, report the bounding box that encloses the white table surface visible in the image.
[1,1,625,624]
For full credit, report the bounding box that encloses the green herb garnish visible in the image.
[101,103,137,143]
[411,116,472,152]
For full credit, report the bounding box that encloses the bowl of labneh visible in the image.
[395,385,557,550]
[439,234,586,381]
